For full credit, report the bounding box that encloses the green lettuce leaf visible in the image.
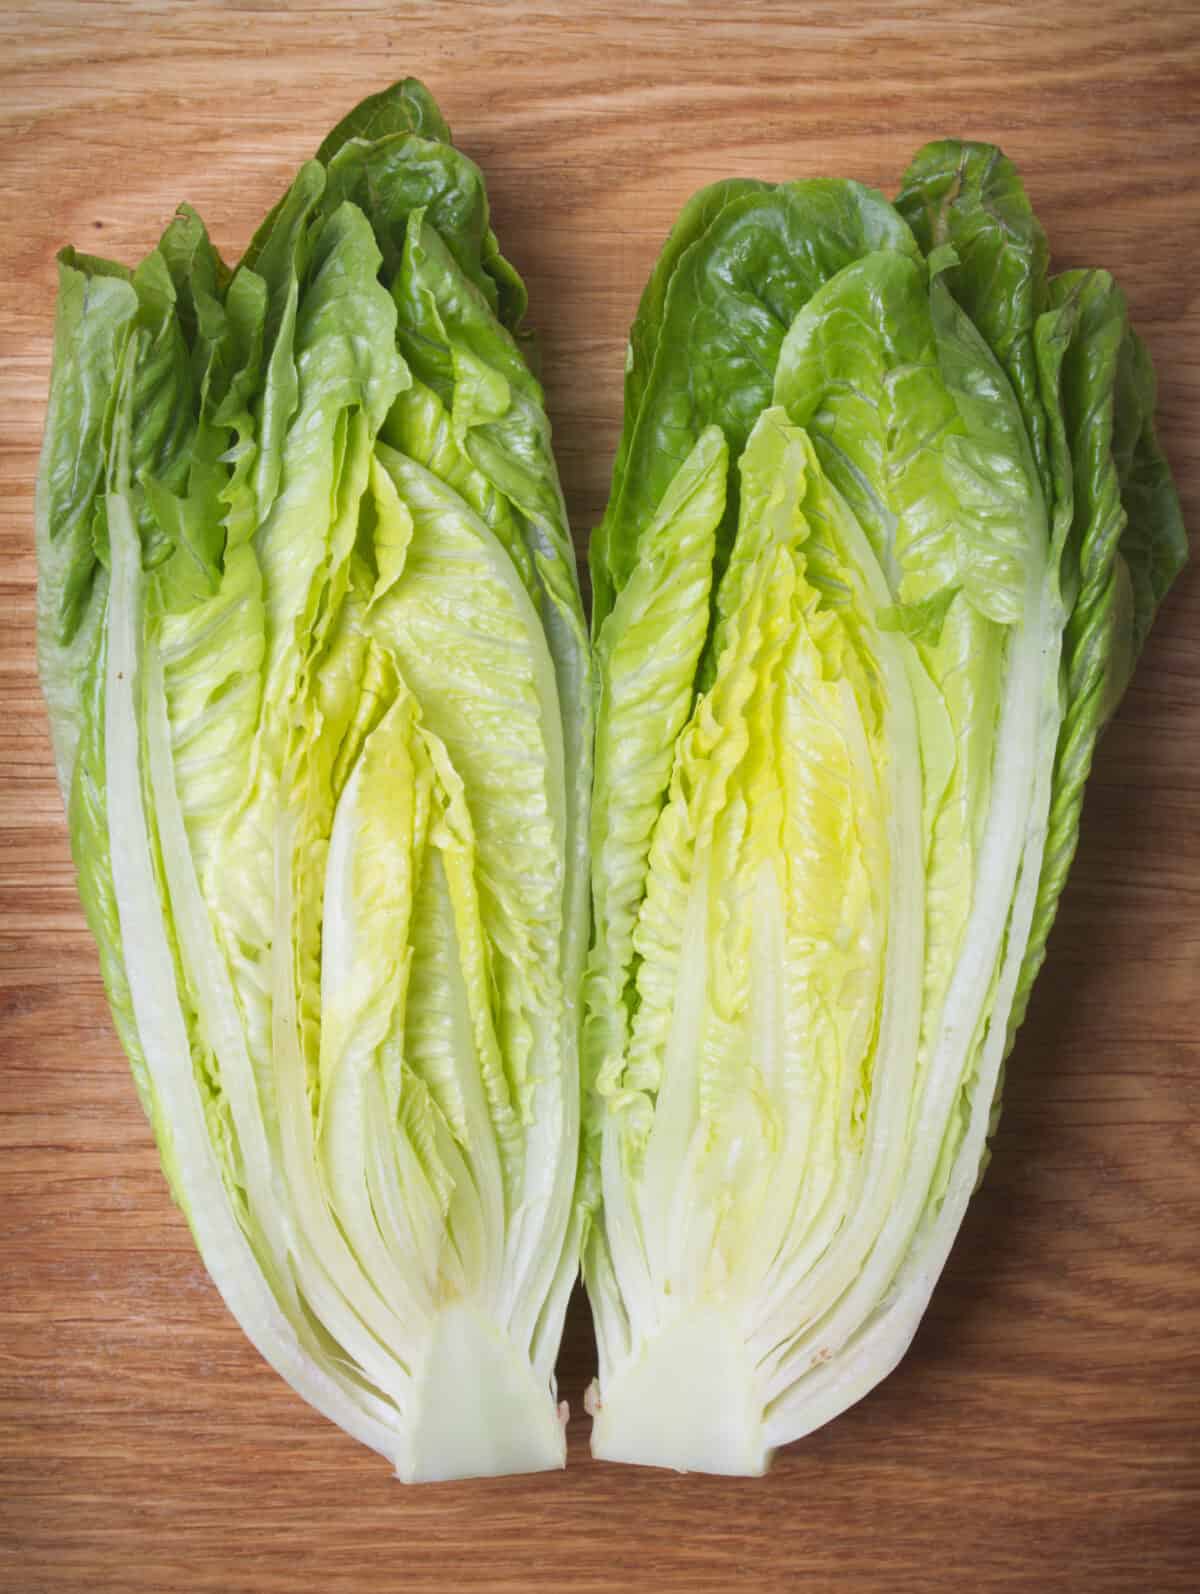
[590,179,921,634]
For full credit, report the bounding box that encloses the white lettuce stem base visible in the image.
[588,1308,771,1476]
[402,1302,567,1482]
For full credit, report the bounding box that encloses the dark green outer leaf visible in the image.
[593,180,919,636]
[314,78,453,164]
[39,256,137,653]
[240,162,326,523]
[896,139,1052,507]
[592,181,765,612]
[37,231,207,792]
[322,136,502,309]
[123,250,199,570]
[897,144,1187,1071]
[155,203,232,352]
[1008,270,1186,1044]
[1113,329,1188,666]
[245,81,526,339]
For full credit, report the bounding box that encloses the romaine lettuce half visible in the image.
[582,145,1185,1473]
[37,81,591,1482]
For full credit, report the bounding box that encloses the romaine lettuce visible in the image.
[38,106,1185,1484]
[37,81,590,1482]
[582,144,1185,1473]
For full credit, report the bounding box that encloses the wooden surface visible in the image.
[2,3,1198,1590]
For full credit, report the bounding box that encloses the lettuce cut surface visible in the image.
[582,143,1185,1474]
[37,80,590,1482]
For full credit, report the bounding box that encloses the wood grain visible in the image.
[1,3,1197,1591]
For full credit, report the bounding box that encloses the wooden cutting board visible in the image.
[2,4,1197,1591]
